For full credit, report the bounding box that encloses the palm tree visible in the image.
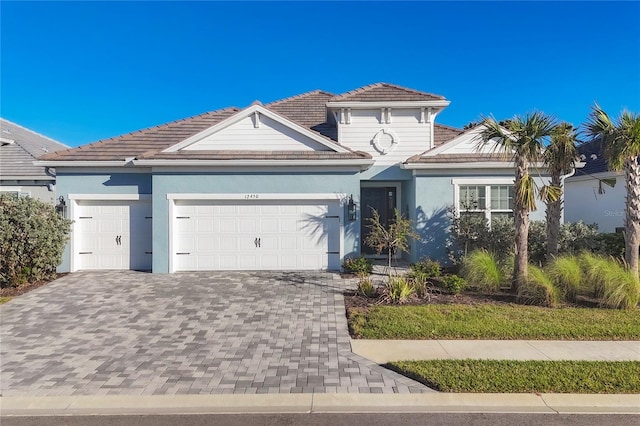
[544,123,578,259]
[584,104,640,276]
[477,112,558,291]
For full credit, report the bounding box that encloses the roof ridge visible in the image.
[266,89,335,106]
[0,117,70,148]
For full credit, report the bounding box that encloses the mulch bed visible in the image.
[344,287,519,310]
[0,274,67,298]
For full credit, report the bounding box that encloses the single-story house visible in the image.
[37,83,549,273]
[0,118,69,203]
[564,139,626,233]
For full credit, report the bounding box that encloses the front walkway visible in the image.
[351,340,640,363]
[0,271,429,396]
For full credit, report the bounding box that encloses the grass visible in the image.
[0,296,12,304]
[386,360,640,393]
[348,304,640,340]
[461,250,503,293]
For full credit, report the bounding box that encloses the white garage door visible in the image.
[173,200,341,271]
[75,200,152,270]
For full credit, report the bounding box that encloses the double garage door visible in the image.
[172,200,341,271]
[74,200,152,271]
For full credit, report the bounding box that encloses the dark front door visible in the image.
[360,187,397,255]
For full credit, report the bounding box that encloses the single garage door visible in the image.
[75,200,152,270]
[173,200,341,271]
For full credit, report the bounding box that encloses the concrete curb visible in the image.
[1,394,639,416]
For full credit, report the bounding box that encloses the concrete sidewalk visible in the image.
[1,393,639,416]
[351,339,640,363]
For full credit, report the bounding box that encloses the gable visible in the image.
[165,104,349,154]
[183,113,331,152]
[422,125,506,157]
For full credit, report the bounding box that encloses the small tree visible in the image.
[365,208,419,274]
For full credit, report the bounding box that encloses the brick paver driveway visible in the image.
[1,271,429,396]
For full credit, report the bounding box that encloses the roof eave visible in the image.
[402,161,547,170]
[132,159,374,169]
[34,160,131,167]
[325,100,450,109]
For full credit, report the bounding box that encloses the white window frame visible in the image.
[452,178,515,223]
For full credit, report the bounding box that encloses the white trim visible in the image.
[34,161,129,167]
[56,167,152,174]
[372,129,398,155]
[148,166,369,173]
[1,176,56,181]
[326,100,450,109]
[166,193,347,201]
[168,199,175,273]
[567,170,622,182]
[163,104,350,153]
[69,194,152,201]
[133,159,373,168]
[451,177,515,186]
[403,161,518,170]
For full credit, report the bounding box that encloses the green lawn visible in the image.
[0,297,12,305]
[348,304,640,340]
[387,360,640,393]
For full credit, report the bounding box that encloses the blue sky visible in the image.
[2,1,639,147]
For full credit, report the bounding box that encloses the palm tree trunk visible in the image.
[624,157,640,275]
[546,174,562,260]
[513,157,530,292]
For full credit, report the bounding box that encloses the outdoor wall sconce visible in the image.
[347,195,356,222]
[55,196,67,218]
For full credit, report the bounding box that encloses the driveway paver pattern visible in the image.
[1,271,430,396]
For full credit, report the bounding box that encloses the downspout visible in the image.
[560,161,585,222]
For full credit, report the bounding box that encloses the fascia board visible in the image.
[567,170,622,182]
[325,101,450,108]
[33,161,129,167]
[133,159,373,168]
[402,161,548,170]
[163,104,350,154]
[0,175,55,181]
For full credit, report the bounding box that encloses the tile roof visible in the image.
[406,153,511,164]
[0,118,68,178]
[433,124,465,147]
[39,108,240,161]
[38,83,458,163]
[329,82,446,102]
[266,90,338,141]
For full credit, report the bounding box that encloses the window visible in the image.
[458,184,514,223]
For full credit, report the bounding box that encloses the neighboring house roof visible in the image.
[39,83,462,163]
[575,139,608,175]
[329,82,446,102]
[0,118,68,179]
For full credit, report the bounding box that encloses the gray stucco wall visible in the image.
[152,171,361,273]
[55,172,152,272]
[412,173,548,264]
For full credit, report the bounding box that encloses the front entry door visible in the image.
[360,187,397,255]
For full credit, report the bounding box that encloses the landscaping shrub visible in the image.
[382,275,415,304]
[517,265,560,307]
[592,232,625,259]
[357,276,377,298]
[343,256,373,276]
[461,249,503,293]
[0,194,71,288]
[410,257,441,278]
[546,255,583,302]
[599,262,640,310]
[579,252,613,299]
[440,274,467,295]
[411,277,428,299]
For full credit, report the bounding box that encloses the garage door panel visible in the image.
[173,200,340,271]
[75,200,151,271]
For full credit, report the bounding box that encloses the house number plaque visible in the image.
[244,194,259,199]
